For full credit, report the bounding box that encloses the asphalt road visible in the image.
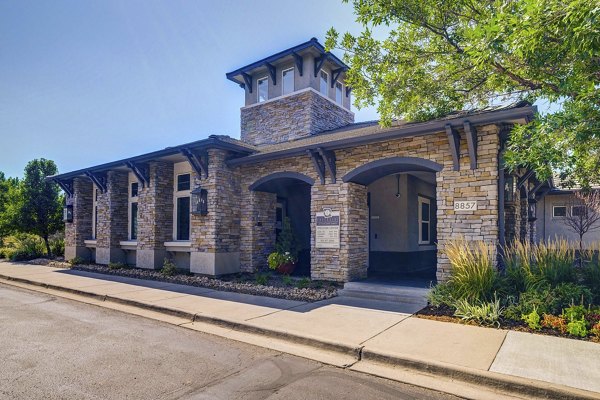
[0,283,459,400]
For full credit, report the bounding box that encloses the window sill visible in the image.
[84,240,97,248]
[164,241,192,252]
[120,240,137,251]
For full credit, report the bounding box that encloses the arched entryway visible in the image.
[343,157,442,281]
[249,171,313,276]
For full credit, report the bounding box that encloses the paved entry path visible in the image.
[1,261,599,399]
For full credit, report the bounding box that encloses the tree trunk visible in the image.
[579,233,584,267]
[43,235,51,257]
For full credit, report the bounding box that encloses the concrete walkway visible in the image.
[1,261,599,400]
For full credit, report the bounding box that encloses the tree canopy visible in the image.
[326,0,600,187]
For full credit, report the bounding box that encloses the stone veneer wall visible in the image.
[64,178,93,261]
[239,191,277,272]
[95,171,128,264]
[136,161,173,269]
[504,200,521,244]
[240,89,354,146]
[237,123,502,282]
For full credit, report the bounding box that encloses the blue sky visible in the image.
[0,0,378,178]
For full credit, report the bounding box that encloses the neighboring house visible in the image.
[50,38,540,282]
[535,177,600,247]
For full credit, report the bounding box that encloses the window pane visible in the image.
[335,82,343,104]
[177,174,190,191]
[572,205,586,217]
[131,182,138,198]
[131,202,138,240]
[282,68,294,95]
[177,197,190,240]
[421,201,430,222]
[421,222,429,242]
[553,206,566,217]
[258,77,268,102]
[320,71,328,95]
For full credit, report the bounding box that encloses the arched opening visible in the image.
[343,157,442,282]
[249,172,313,276]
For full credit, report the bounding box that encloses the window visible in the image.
[257,76,268,102]
[130,202,138,240]
[319,70,328,96]
[418,196,431,245]
[131,182,138,198]
[572,205,586,217]
[176,197,190,240]
[177,174,190,192]
[552,205,567,218]
[335,81,343,104]
[282,68,294,95]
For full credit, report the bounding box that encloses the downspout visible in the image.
[498,141,506,270]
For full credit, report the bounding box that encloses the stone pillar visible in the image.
[310,182,368,282]
[64,178,93,261]
[95,171,128,264]
[239,190,277,272]
[190,149,242,275]
[519,186,530,243]
[436,124,500,281]
[504,200,521,245]
[136,161,174,269]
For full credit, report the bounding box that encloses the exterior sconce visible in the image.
[63,204,73,222]
[191,187,208,216]
[528,198,537,222]
[504,174,516,203]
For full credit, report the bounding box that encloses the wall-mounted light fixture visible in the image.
[504,174,516,203]
[528,198,537,222]
[395,174,401,198]
[191,187,208,216]
[63,204,73,222]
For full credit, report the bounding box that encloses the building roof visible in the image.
[549,173,600,193]
[226,38,348,87]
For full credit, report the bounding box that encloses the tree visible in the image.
[19,159,63,256]
[326,0,600,187]
[563,191,600,262]
[0,172,22,238]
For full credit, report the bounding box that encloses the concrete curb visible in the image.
[2,272,598,400]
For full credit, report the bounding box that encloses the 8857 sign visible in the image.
[454,201,477,212]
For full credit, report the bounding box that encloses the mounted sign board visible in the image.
[454,201,478,212]
[315,208,340,249]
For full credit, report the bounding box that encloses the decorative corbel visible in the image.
[445,124,460,171]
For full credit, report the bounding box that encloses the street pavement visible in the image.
[0,284,457,400]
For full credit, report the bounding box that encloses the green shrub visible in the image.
[453,296,503,327]
[69,256,86,266]
[552,283,593,311]
[2,233,46,261]
[566,318,588,337]
[161,258,177,276]
[522,307,541,330]
[427,282,456,307]
[48,232,65,257]
[445,239,498,302]
[582,261,600,303]
[296,277,310,289]
[282,275,293,286]
[255,272,270,286]
[562,304,587,322]
[108,262,127,270]
[532,240,576,286]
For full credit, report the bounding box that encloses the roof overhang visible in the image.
[225,38,348,87]
[227,104,537,167]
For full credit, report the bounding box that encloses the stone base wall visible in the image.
[96,171,128,264]
[64,178,93,261]
[240,89,354,146]
[239,191,277,272]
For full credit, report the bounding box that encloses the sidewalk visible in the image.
[1,260,599,400]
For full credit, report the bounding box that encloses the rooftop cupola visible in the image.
[226,38,354,146]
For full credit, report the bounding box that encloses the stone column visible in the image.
[436,124,500,281]
[239,190,277,272]
[190,149,242,275]
[64,178,93,261]
[519,186,530,243]
[310,182,368,282]
[95,171,128,264]
[504,199,521,245]
[136,161,174,269]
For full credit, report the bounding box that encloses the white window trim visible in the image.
[335,81,343,105]
[173,171,192,241]
[128,178,139,240]
[571,205,586,217]
[418,196,431,245]
[92,187,98,240]
[319,69,329,96]
[281,67,294,95]
[552,205,567,218]
[257,76,269,102]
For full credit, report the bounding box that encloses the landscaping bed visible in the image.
[25,258,339,302]
[422,239,600,343]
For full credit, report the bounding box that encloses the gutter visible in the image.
[227,105,537,167]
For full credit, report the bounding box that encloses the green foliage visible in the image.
[0,233,45,261]
[255,272,271,286]
[275,217,300,260]
[562,304,587,322]
[327,0,600,186]
[427,281,456,308]
[453,296,503,327]
[541,314,567,334]
[504,284,593,321]
[161,258,177,276]
[296,277,311,289]
[591,323,600,340]
[583,261,600,304]
[108,262,128,270]
[0,173,22,238]
[69,256,86,266]
[267,251,295,270]
[566,318,588,337]
[522,307,542,330]
[48,232,64,257]
[445,239,498,302]
[282,275,293,286]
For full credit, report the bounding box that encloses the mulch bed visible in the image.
[416,304,600,343]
